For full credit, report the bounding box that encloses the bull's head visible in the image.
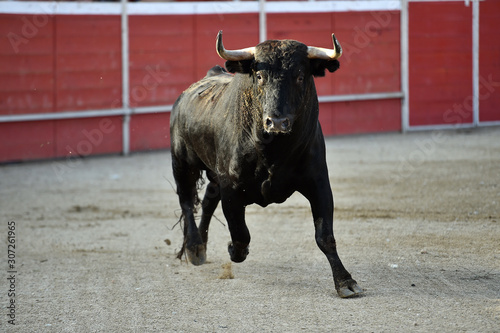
[216,31,342,134]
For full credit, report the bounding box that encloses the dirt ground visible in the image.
[1,127,499,332]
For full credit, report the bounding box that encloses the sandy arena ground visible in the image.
[1,127,499,332]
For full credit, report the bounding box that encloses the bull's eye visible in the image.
[297,73,305,84]
[256,71,264,85]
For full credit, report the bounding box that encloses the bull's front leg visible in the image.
[301,172,364,298]
[220,189,250,263]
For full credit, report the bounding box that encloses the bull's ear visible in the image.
[225,60,253,74]
[310,59,340,77]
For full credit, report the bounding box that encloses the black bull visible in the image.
[170,31,363,298]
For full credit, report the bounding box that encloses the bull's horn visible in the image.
[307,33,342,60]
[216,30,255,61]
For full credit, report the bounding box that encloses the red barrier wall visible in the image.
[408,0,500,127]
[0,14,123,161]
[479,0,500,123]
[1,8,401,162]
[1,1,499,163]
[409,2,473,127]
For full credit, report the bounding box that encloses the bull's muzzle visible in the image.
[264,116,292,134]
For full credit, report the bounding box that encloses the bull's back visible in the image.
[170,66,234,168]
[172,66,232,121]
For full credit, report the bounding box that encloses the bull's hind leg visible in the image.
[172,156,206,265]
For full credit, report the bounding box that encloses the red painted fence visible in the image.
[0,1,499,163]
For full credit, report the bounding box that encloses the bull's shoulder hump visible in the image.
[206,65,231,78]
[184,69,233,97]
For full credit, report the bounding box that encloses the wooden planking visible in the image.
[333,99,401,135]
[54,116,122,157]
[0,117,122,162]
[130,113,170,151]
[410,53,473,86]
[0,14,55,115]
[332,10,401,95]
[479,0,500,122]
[320,99,401,136]
[55,15,122,111]
[57,53,121,72]
[0,14,54,55]
[0,90,53,116]
[129,15,195,107]
[409,2,473,126]
[318,103,335,136]
[267,12,333,42]
[0,15,123,162]
[0,121,55,161]
[56,71,121,91]
[56,87,121,111]
[0,53,53,73]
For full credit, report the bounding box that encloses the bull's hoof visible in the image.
[228,242,249,263]
[337,279,364,298]
[186,243,207,266]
